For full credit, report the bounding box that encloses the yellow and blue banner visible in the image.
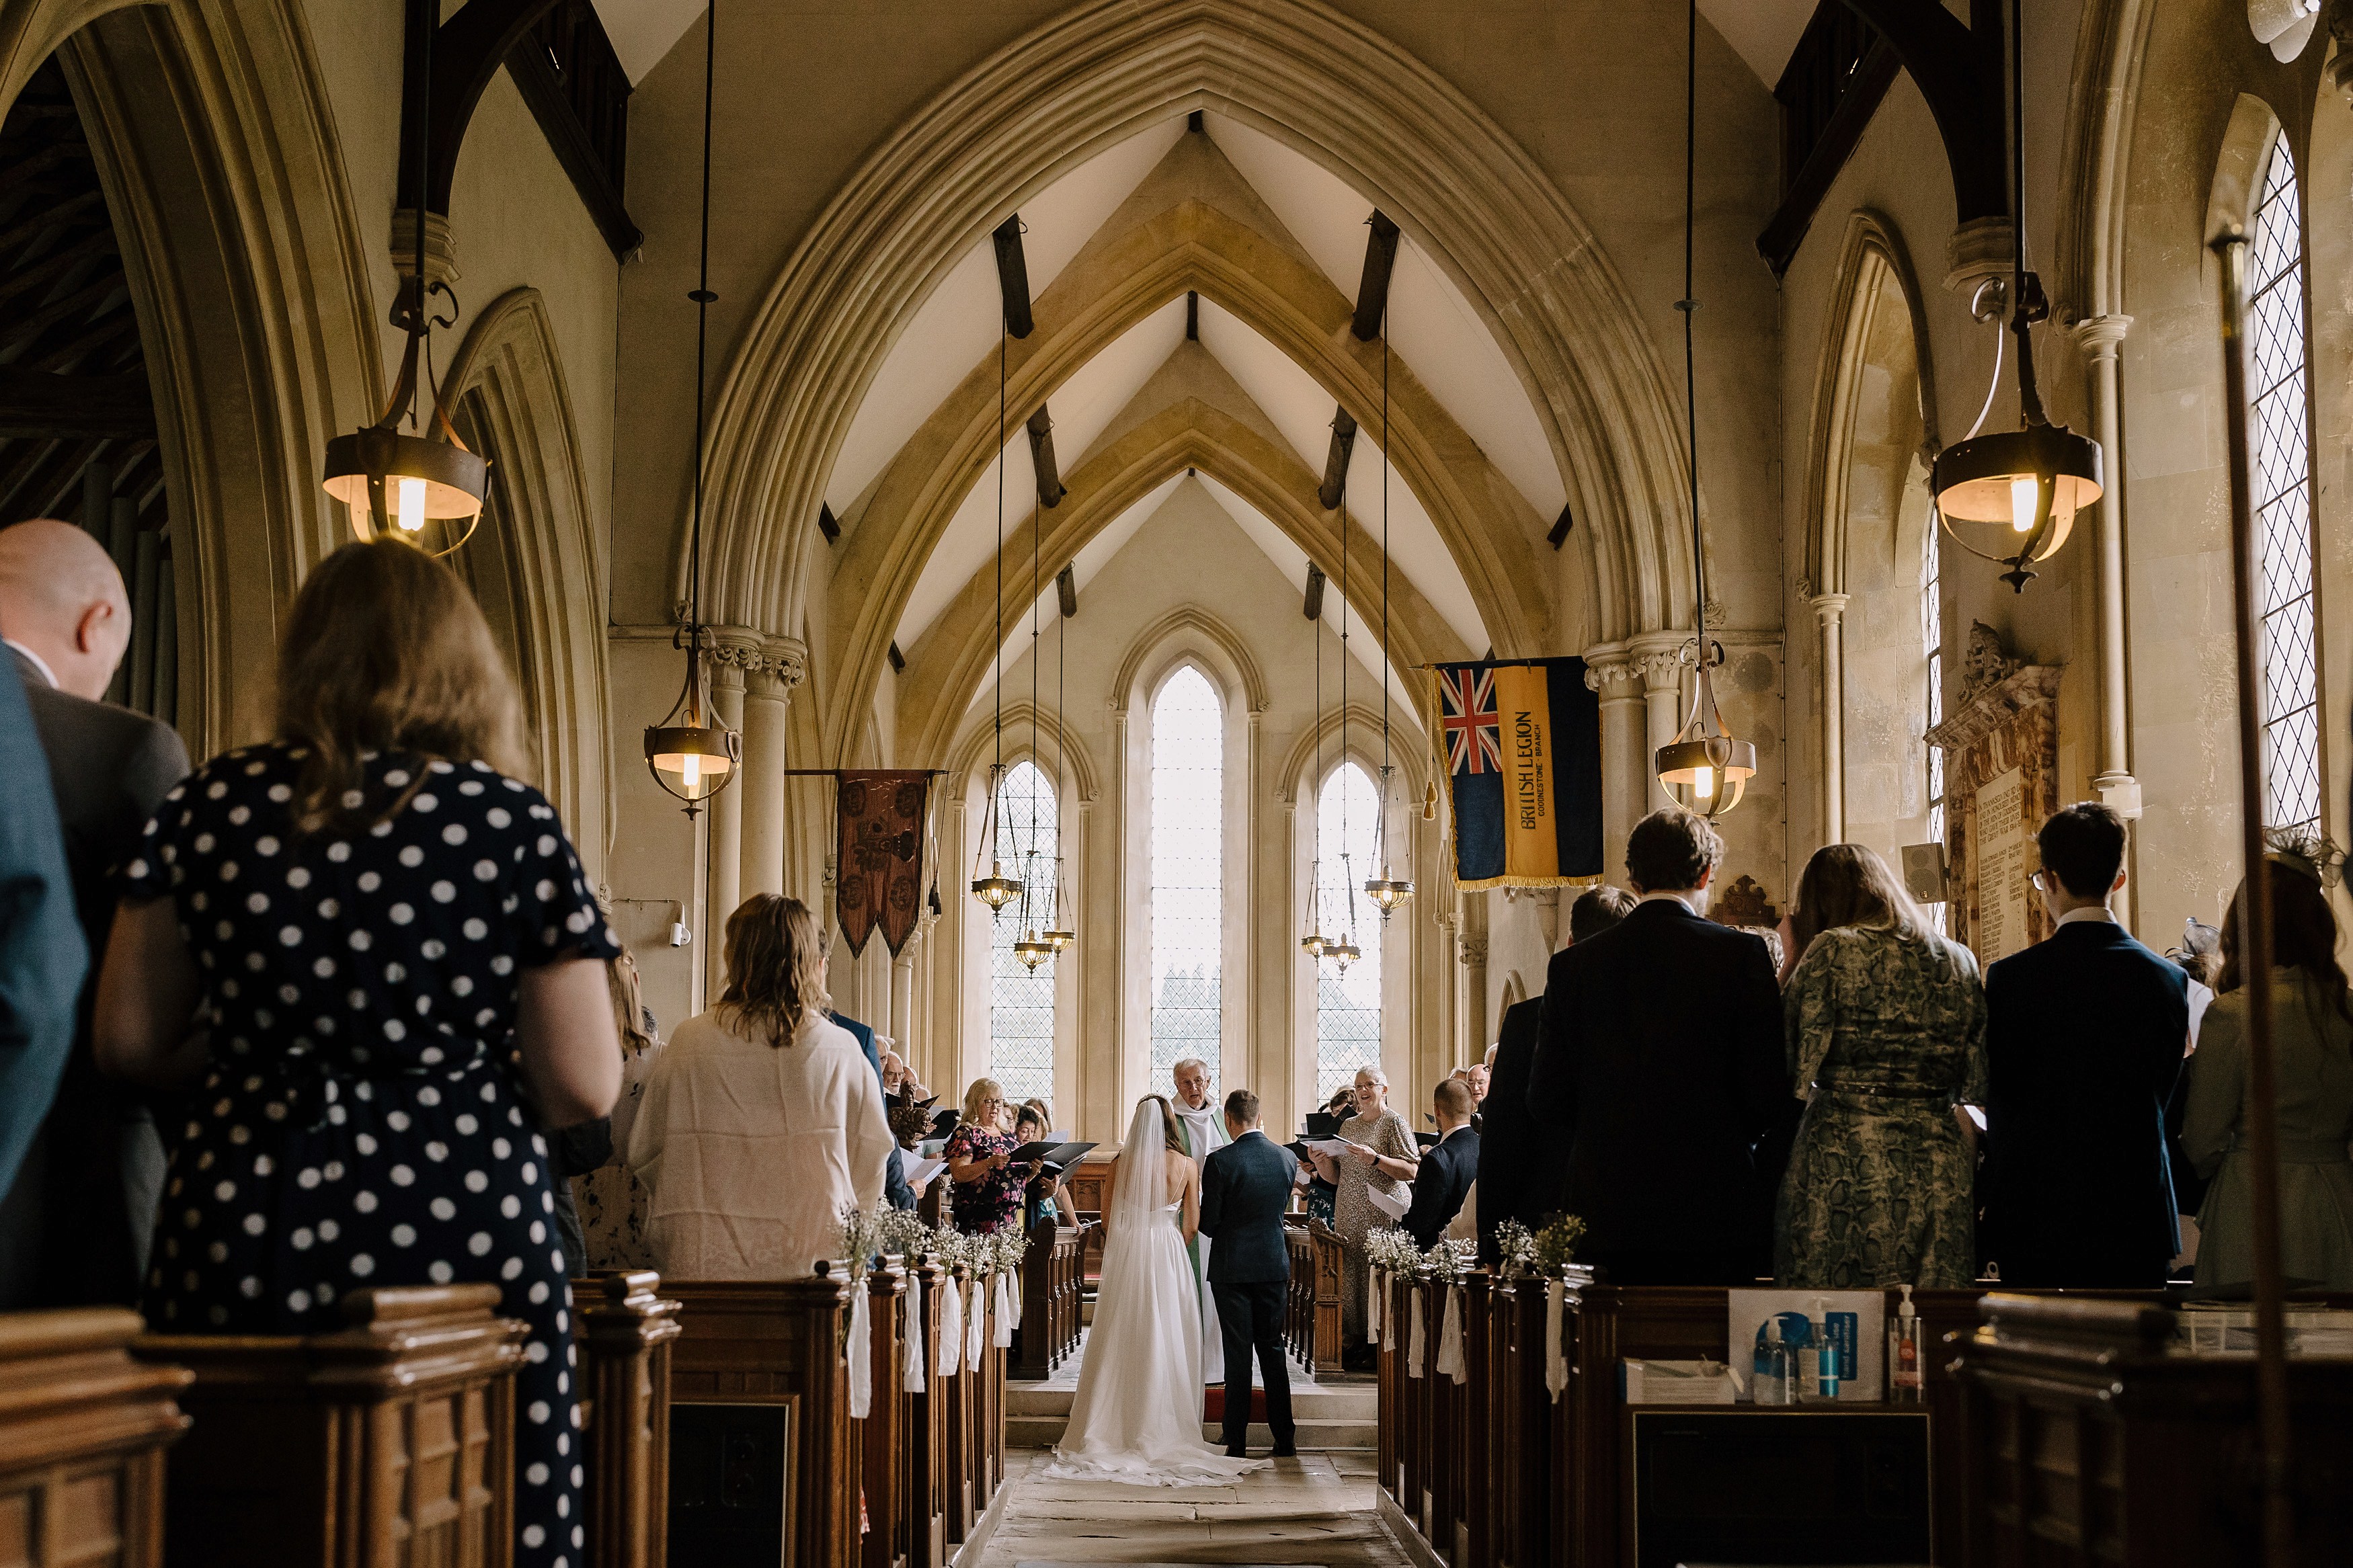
[1431,657,1602,889]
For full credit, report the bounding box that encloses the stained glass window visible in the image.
[2247,138,2322,834]
[1150,666,1222,1098]
[1315,762,1382,1106]
[987,759,1056,1103]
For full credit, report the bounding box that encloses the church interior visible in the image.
[3,0,2352,1562]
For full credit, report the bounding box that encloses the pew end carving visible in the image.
[0,1308,192,1568]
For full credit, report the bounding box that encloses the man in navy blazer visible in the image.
[1404,1077,1480,1248]
[1526,809,1793,1284]
[1982,803,2189,1287]
[1199,1089,1296,1458]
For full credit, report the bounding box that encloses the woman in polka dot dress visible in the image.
[94,540,623,1568]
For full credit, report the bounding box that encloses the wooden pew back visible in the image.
[0,1307,191,1568]
[573,1272,681,1568]
[136,1284,524,1568]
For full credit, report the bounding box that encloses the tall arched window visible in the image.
[987,760,1057,1102]
[1314,761,1382,1106]
[2248,136,2322,833]
[1150,666,1223,1096]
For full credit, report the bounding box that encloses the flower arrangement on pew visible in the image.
[1424,1237,1480,1383]
[1491,1217,1538,1278]
[1363,1225,1425,1277]
[1529,1212,1588,1279]
[836,1200,896,1280]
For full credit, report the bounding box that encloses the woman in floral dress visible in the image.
[945,1077,1032,1234]
[575,948,661,1270]
[1308,1065,1419,1363]
[1775,844,1987,1288]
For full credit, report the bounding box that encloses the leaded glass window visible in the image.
[987,759,1055,1102]
[1315,761,1382,1106]
[2247,137,2323,834]
[1150,665,1222,1098]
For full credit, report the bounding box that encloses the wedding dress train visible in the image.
[1042,1100,1271,1486]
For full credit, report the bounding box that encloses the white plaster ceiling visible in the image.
[1694,0,1819,89]
[588,0,703,84]
[826,122,1187,518]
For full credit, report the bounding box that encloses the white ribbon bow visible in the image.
[1545,1278,1568,1403]
[1368,1266,1383,1345]
[936,1270,963,1378]
[965,1277,986,1372]
[902,1282,926,1393]
[1408,1288,1427,1379]
[847,1282,874,1418]
[1437,1284,1466,1384]
[992,1270,1014,1348]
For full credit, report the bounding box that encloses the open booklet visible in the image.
[1006,1139,1097,1172]
[902,1154,948,1188]
[1367,1182,1412,1223]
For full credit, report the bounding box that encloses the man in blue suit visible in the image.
[831,1009,915,1210]
[1403,1077,1480,1249]
[1982,802,2190,1287]
[1199,1088,1296,1458]
[0,653,83,1199]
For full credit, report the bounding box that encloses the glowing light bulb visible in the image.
[1693,765,1715,800]
[681,753,701,790]
[396,475,426,532]
[2009,476,2038,534]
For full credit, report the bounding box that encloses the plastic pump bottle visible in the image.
[1757,1319,1797,1405]
[1811,1296,1840,1399]
[1890,1284,1923,1402]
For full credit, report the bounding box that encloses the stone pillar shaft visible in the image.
[1810,592,1851,845]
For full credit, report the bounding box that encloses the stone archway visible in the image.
[695,0,1695,699]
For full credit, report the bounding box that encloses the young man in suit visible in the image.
[1198,1088,1296,1458]
[1525,809,1792,1285]
[1982,802,2190,1287]
[1404,1077,1480,1248]
[0,520,190,1309]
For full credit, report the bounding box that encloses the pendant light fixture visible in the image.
[321,0,485,552]
[971,329,1025,912]
[1011,441,1053,973]
[1043,569,1076,952]
[642,3,740,815]
[1652,0,1757,820]
[1928,0,2102,592]
[1330,454,1361,975]
[1301,564,1332,959]
[1363,334,1414,916]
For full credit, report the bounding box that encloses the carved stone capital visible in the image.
[2092,770,2144,821]
[1808,592,1851,624]
[1457,938,1488,966]
[390,208,460,289]
[708,626,809,692]
[1945,216,2013,296]
[1581,643,1642,698]
[2069,313,2132,361]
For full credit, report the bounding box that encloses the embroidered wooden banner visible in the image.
[836,770,930,956]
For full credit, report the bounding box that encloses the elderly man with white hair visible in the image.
[1307,1063,1419,1368]
[1168,1056,1229,1382]
[0,518,189,1309]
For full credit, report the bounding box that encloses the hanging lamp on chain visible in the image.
[1929,0,2102,591]
[1010,493,1053,971]
[1330,447,1363,970]
[971,329,1026,912]
[1652,0,1756,821]
[1302,563,1332,958]
[1043,567,1076,952]
[643,3,740,813]
[1363,334,1414,915]
[321,0,485,553]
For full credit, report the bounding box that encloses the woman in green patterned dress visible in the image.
[1776,845,1987,1288]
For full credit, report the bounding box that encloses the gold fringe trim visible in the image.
[1454,872,1605,892]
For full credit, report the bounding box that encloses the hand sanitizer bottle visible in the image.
[1889,1284,1923,1402]
[1810,1297,1840,1400]
[1756,1318,1796,1405]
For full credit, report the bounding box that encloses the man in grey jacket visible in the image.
[0,519,190,1307]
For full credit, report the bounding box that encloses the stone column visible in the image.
[1810,592,1851,844]
[705,661,746,999]
[1583,645,1645,868]
[735,638,807,903]
[2071,315,2141,825]
[1632,634,1691,815]
[1457,933,1488,1064]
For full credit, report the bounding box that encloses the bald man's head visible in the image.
[0,520,132,700]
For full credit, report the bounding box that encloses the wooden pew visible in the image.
[573,1271,681,1568]
[1488,1275,1549,1568]
[664,1270,859,1568]
[134,1284,526,1568]
[900,1257,950,1568]
[858,1264,906,1568]
[1064,1156,1113,1284]
[1956,1292,2353,1567]
[0,1308,191,1568]
[1281,1221,1345,1376]
[1013,1221,1082,1378]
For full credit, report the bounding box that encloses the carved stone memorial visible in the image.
[1923,623,2061,964]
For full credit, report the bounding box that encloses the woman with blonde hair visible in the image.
[96,538,621,1568]
[629,895,892,1278]
[1775,843,1986,1288]
[944,1076,1033,1234]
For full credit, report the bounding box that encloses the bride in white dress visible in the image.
[1043,1096,1271,1486]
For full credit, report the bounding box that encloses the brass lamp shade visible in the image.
[1012,931,1054,971]
[1654,660,1756,820]
[1327,937,1361,973]
[1044,927,1076,950]
[971,861,1023,911]
[1363,875,1414,914]
[1931,423,2102,586]
[1300,930,1328,958]
[643,723,739,804]
[323,426,487,544]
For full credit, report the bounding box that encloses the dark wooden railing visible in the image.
[1014,1221,1085,1378]
[1282,1220,1345,1375]
[0,1308,190,1568]
[575,1271,680,1568]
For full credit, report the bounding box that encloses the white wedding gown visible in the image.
[1043,1100,1271,1486]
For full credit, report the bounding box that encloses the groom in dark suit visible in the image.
[1199,1089,1296,1458]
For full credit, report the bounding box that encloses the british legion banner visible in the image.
[1431,657,1603,890]
[836,770,931,956]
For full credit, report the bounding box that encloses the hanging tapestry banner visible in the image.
[1430,657,1602,890]
[836,770,931,956]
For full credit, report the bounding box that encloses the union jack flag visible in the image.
[1439,665,1503,775]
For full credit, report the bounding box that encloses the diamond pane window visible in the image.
[988,760,1057,1103]
[1150,665,1222,1098]
[1316,761,1382,1106]
[2247,138,2323,834]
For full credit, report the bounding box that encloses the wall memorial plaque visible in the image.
[1923,624,2061,965]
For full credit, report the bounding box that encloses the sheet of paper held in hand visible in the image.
[904,1155,947,1186]
[1303,1137,1355,1156]
[1367,1183,1411,1222]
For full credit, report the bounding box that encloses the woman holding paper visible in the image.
[1308,1065,1419,1365]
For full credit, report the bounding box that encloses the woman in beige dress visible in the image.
[2182,844,2353,1291]
[1308,1065,1420,1366]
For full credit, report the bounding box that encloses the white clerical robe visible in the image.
[1172,1100,1228,1383]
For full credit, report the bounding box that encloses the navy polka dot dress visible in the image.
[122,743,621,1568]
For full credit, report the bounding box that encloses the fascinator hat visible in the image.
[2261,826,2342,891]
